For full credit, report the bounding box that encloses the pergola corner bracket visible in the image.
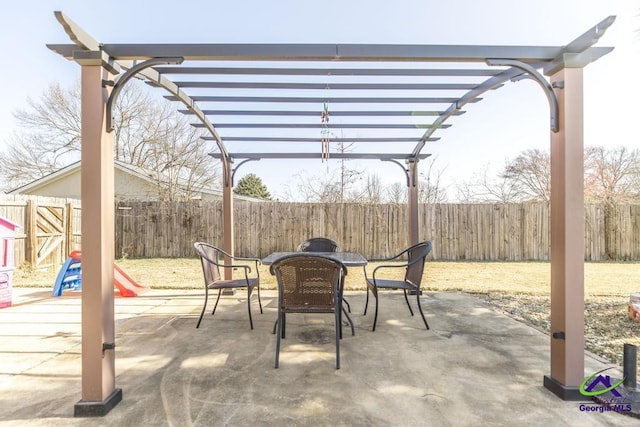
[105,57,184,132]
[486,58,559,133]
[406,158,420,187]
[230,158,261,186]
[382,159,411,186]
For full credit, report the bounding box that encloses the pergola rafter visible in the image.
[47,10,616,417]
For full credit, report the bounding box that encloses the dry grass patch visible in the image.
[12,258,640,365]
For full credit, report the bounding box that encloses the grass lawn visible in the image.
[12,258,640,365]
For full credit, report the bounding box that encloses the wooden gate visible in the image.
[24,199,80,269]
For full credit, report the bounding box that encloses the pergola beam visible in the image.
[201,136,439,143]
[49,43,602,62]
[154,66,502,76]
[181,110,463,117]
[165,95,482,104]
[209,152,431,160]
[193,123,450,129]
[53,11,100,51]
[171,81,479,90]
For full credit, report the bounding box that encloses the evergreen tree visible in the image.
[234,173,272,200]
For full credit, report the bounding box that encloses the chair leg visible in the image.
[372,290,379,332]
[211,289,222,315]
[335,310,341,369]
[338,302,343,340]
[342,306,355,337]
[281,313,286,338]
[364,286,370,315]
[403,289,415,316]
[275,312,282,368]
[416,292,430,330]
[247,287,254,330]
[342,297,351,313]
[196,287,209,328]
[257,285,263,313]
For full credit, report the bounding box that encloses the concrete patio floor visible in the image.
[0,288,636,426]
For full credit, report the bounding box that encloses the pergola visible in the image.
[47,11,615,416]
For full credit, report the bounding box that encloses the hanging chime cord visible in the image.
[321,101,330,161]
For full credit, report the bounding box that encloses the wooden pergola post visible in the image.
[407,160,419,246]
[223,161,234,280]
[74,54,121,416]
[543,67,586,400]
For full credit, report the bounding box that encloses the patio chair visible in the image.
[297,237,351,313]
[271,254,348,369]
[193,242,263,329]
[363,241,433,331]
[296,237,339,252]
[298,237,356,335]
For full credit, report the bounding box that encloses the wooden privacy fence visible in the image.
[1,195,639,267]
[114,200,640,261]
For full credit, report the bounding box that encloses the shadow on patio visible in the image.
[0,289,634,426]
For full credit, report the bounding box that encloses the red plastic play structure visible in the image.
[52,250,148,297]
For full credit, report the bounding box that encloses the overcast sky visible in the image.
[1,0,638,200]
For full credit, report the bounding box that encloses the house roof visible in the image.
[5,160,264,202]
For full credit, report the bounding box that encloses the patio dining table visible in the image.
[261,251,368,267]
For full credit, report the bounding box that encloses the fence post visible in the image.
[25,199,37,267]
[65,202,74,257]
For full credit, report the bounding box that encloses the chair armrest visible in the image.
[364,253,403,278]
[234,257,261,277]
[370,254,426,282]
[233,256,261,264]
[215,246,260,263]
[209,248,260,275]
[220,263,252,273]
[367,247,411,263]
[363,261,403,281]
[371,263,408,281]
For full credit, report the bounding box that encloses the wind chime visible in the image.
[321,102,330,161]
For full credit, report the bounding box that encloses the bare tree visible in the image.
[0,80,219,198]
[584,146,640,203]
[293,167,359,203]
[333,140,363,202]
[418,157,447,203]
[459,146,639,204]
[501,148,551,202]
[290,140,363,203]
[0,83,82,185]
[353,173,384,204]
[385,182,407,204]
[146,115,219,201]
[457,163,522,203]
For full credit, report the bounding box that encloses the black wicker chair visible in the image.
[193,242,262,329]
[363,241,433,331]
[297,238,351,311]
[271,254,348,369]
[296,237,339,252]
